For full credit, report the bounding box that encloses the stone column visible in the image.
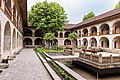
[110,55,113,63]
[99,54,102,63]
[97,29,99,36]
[63,32,65,38]
[58,32,60,38]
[1,0,5,11]
[110,27,112,34]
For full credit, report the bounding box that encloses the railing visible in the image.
[4,6,12,20]
[79,52,120,64]
[90,32,97,36]
[82,34,88,37]
[112,30,120,34]
[99,30,109,35]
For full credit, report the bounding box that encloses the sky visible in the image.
[27,0,120,24]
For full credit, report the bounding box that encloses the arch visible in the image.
[90,37,97,47]
[112,20,120,34]
[23,38,32,45]
[34,38,42,45]
[64,39,71,45]
[23,29,32,36]
[82,38,88,46]
[64,32,70,38]
[12,29,16,49]
[60,32,63,38]
[82,28,88,37]
[113,36,120,49]
[53,39,58,45]
[4,21,11,53]
[99,24,109,35]
[74,31,78,34]
[75,39,78,46]
[34,30,42,37]
[100,37,109,48]
[90,27,97,36]
[54,32,58,37]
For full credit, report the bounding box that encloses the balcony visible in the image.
[90,32,97,36]
[99,30,109,35]
[112,30,120,34]
[82,34,88,37]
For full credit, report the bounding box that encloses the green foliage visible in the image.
[83,11,95,21]
[37,48,64,52]
[51,46,65,50]
[68,32,78,40]
[77,46,87,50]
[29,1,68,34]
[44,33,55,41]
[35,48,76,80]
[49,60,76,80]
[115,1,120,8]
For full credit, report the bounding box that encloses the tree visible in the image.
[29,1,68,37]
[68,32,78,47]
[83,11,95,21]
[44,33,55,48]
[115,1,120,8]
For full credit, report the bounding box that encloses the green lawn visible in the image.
[37,48,64,53]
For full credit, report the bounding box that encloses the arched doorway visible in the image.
[23,29,32,36]
[75,39,78,46]
[113,36,120,49]
[90,27,97,36]
[34,30,42,37]
[79,31,81,37]
[112,20,120,34]
[54,32,58,37]
[64,39,71,45]
[12,29,16,50]
[99,24,109,35]
[4,21,11,53]
[60,32,63,38]
[34,38,42,45]
[64,32,70,38]
[100,37,109,48]
[82,38,88,46]
[79,40,81,46]
[53,39,58,45]
[90,37,97,47]
[23,38,32,46]
[82,29,88,37]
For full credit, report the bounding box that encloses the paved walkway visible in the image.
[0,48,52,80]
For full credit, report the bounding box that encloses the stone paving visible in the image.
[0,48,52,80]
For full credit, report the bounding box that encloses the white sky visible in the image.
[27,0,120,24]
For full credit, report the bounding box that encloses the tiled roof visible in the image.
[69,8,120,29]
[63,24,75,29]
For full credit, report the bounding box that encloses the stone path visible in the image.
[0,48,52,80]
